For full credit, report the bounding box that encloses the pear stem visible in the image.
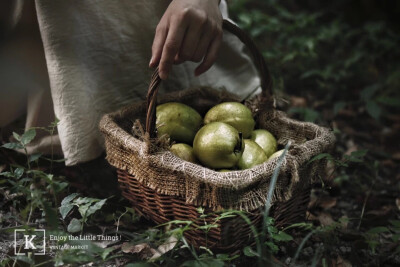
[235,132,243,153]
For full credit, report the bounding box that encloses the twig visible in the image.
[357,181,375,230]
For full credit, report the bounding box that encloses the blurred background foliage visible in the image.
[228,0,400,124]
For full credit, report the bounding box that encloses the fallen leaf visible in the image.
[290,96,307,107]
[387,114,400,122]
[306,211,318,221]
[344,140,358,156]
[151,236,178,259]
[381,159,396,168]
[396,198,400,210]
[308,197,317,209]
[336,256,352,267]
[318,212,335,227]
[362,206,394,227]
[365,206,392,217]
[121,242,158,260]
[319,197,337,210]
[326,161,335,178]
[122,242,149,254]
[337,109,356,117]
[392,152,400,161]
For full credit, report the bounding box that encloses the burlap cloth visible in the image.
[99,87,335,211]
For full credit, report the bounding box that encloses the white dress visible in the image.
[2,0,261,166]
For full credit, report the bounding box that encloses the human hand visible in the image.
[149,0,223,80]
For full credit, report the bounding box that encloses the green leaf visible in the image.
[265,241,279,253]
[19,177,32,183]
[74,196,98,205]
[366,100,381,119]
[282,52,297,62]
[14,168,24,179]
[376,96,400,108]
[215,212,237,220]
[53,182,68,193]
[101,247,115,260]
[0,171,14,178]
[271,231,293,241]
[344,51,362,68]
[216,253,239,261]
[333,101,346,115]
[60,204,74,219]
[268,227,278,236]
[350,150,368,158]
[288,107,320,122]
[21,129,36,145]
[197,224,218,231]
[197,207,205,214]
[50,118,60,128]
[61,193,79,206]
[333,174,350,185]
[243,246,259,257]
[125,264,154,267]
[300,69,322,79]
[2,142,23,150]
[238,13,252,27]
[44,174,54,182]
[283,222,314,231]
[389,220,400,228]
[344,149,368,162]
[29,153,42,162]
[199,246,214,255]
[161,220,193,226]
[308,153,333,164]
[366,239,379,253]
[367,226,390,234]
[361,84,381,101]
[67,218,82,233]
[78,203,91,218]
[13,255,34,265]
[85,198,107,218]
[182,259,225,267]
[392,233,400,242]
[13,132,21,142]
[43,201,59,229]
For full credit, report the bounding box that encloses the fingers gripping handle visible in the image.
[146,19,273,137]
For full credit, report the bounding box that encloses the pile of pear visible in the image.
[156,102,284,171]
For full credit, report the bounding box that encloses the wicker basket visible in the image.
[99,20,335,252]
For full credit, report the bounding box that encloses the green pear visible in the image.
[156,102,202,144]
[238,140,268,170]
[193,122,244,169]
[268,149,284,161]
[250,129,277,158]
[170,143,197,163]
[204,102,255,138]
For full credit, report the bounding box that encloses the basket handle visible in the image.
[146,19,273,137]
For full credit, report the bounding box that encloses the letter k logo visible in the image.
[15,229,45,255]
[24,235,36,249]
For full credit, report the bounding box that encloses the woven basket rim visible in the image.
[99,87,335,210]
[99,87,317,186]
